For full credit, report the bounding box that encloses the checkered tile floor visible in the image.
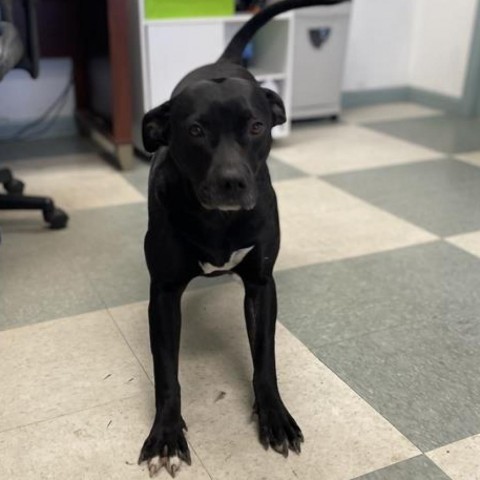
[1,103,480,479]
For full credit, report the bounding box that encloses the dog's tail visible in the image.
[219,0,349,65]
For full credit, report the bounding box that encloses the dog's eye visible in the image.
[189,125,204,137]
[250,121,264,135]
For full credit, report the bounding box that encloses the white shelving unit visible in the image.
[128,2,295,151]
[291,4,351,120]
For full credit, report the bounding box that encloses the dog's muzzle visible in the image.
[197,172,256,211]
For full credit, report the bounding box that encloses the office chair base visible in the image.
[0,193,69,229]
[1,168,69,229]
[4,178,25,194]
[43,206,68,229]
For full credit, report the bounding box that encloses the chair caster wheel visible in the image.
[43,208,69,229]
[4,178,25,194]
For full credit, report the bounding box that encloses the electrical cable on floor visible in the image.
[0,69,74,142]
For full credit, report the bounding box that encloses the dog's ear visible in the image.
[262,88,286,126]
[142,101,171,152]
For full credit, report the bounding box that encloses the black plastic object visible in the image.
[309,26,331,49]
[0,168,69,230]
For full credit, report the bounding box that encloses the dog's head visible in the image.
[142,78,286,211]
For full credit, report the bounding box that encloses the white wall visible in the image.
[409,0,478,97]
[342,0,415,91]
[0,58,74,124]
[343,0,479,98]
[1,2,478,121]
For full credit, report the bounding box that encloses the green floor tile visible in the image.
[354,455,450,480]
[366,115,480,154]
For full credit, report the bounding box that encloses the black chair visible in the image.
[0,0,68,230]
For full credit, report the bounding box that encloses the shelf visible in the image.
[249,68,286,82]
[131,0,294,149]
[143,11,291,26]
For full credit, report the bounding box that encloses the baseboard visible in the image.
[408,87,469,116]
[0,116,77,141]
[341,86,475,116]
[341,87,410,109]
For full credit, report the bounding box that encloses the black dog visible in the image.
[139,0,346,476]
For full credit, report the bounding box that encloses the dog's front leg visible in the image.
[243,276,303,457]
[139,282,190,478]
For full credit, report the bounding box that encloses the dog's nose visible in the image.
[219,174,247,194]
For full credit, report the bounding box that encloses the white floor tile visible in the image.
[427,434,480,480]
[11,152,109,173]
[0,394,211,480]
[274,178,437,270]
[271,124,440,176]
[455,151,480,168]
[11,162,145,211]
[112,282,420,480]
[447,231,480,259]
[0,310,151,432]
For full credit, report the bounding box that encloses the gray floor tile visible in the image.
[354,455,451,480]
[268,155,307,182]
[65,202,150,308]
[0,136,95,163]
[0,247,104,331]
[121,158,150,197]
[366,115,480,154]
[0,297,11,329]
[276,242,480,451]
[0,198,241,329]
[276,241,480,348]
[69,202,239,306]
[323,159,480,236]
[317,320,480,452]
[0,202,150,325]
[343,103,442,125]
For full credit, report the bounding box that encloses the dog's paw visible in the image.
[254,400,304,457]
[138,418,191,478]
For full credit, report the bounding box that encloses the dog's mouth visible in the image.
[200,199,256,212]
[197,191,256,212]
[201,204,255,212]
[196,180,256,212]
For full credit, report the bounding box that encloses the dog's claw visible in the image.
[147,457,162,477]
[291,439,301,454]
[259,425,269,450]
[178,448,191,466]
[139,419,191,476]
[260,437,269,450]
[254,400,303,458]
[251,402,259,422]
[146,452,183,478]
[272,441,289,457]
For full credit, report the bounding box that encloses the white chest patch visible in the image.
[200,246,254,274]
